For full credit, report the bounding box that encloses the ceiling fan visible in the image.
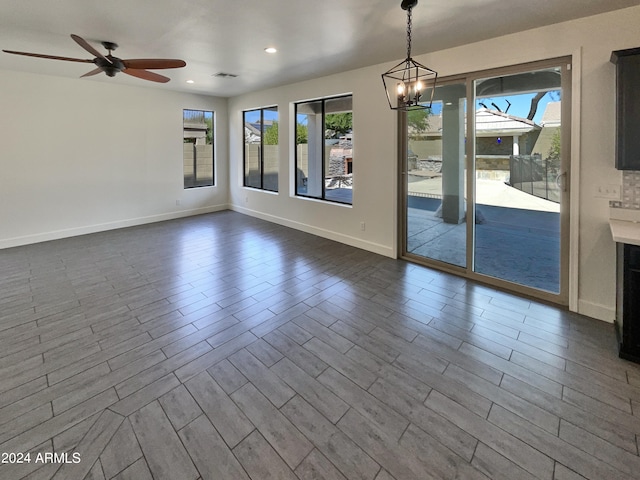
[2,34,186,83]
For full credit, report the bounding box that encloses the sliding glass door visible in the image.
[405,81,467,268]
[401,58,570,303]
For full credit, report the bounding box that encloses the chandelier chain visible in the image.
[406,7,413,59]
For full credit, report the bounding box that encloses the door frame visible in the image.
[399,56,573,306]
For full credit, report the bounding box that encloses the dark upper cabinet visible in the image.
[611,47,640,170]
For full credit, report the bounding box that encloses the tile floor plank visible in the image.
[444,363,560,434]
[185,371,254,448]
[336,408,434,480]
[231,383,313,469]
[111,457,153,480]
[263,330,329,377]
[207,358,249,394]
[488,404,633,480]
[368,378,478,461]
[109,373,181,417]
[98,418,143,480]
[295,449,348,480]
[303,338,377,390]
[158,384,203,431]
[52,409,124,480]
[178,415,250,480]
[317,368,409,441]
[471,442,539,480]
[425,390,555,480]
[272,357,349,424]
[129,400,199,480]
[233,430,298,480]
[281,395,380,480]
[228,348,295,408]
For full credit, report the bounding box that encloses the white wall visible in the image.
[228,6,640,322]
[228,69,398,257]
[0,70,228,248]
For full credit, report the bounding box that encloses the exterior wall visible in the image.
[183,144,214,186]
[0,71,228,248]
[228,5,640,322]
[244,144,279,191]
[409,139,442,159]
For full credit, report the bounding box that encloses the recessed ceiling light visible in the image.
[186,80,195,84]
[264,47,277,54]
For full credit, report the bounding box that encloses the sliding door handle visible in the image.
[555,172,568,192]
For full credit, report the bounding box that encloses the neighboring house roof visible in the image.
[244,122,261,136]
[475,108,539,137]
[415,108,539,137]
[244,120,277,143]
[540,101,561,127]
[532,101,562,157]
[244,129,260,143]
[184,121,208,139]
[249,120,275,132]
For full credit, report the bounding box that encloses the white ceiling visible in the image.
[0,0,637,97]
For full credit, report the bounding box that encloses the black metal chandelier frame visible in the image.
[382,0,437,111]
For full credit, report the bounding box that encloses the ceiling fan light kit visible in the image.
[2,34,186,83]
[382,0,437,111]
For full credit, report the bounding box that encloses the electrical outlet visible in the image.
[595,184,621,199]
[360,222,366,231]
[176,199,181,206]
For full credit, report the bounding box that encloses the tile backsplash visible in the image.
[612,171,640,210]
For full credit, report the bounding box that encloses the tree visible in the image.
[325,113,352,137]
[264,121,278,145]
[205,116,213,144]
[526,92,547,120]
[407,108,430,132]
[547,128,561,160]
[296,123,308,144]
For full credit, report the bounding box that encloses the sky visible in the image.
[244,108,279,124]
[429,90,561,124]
[476,91,560,123]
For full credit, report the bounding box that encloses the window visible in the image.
[183,109,213,188]
[243,106,279,192]
[295,95,353,204]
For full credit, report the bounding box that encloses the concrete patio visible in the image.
[407,189,560,293]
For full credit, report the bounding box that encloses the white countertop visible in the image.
[610,219,640,246]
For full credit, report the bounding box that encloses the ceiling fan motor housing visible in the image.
[95,56,124,77]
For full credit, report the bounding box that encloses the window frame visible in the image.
[294,94,353,205]
[183,109,214,189]
[243,106,279,192]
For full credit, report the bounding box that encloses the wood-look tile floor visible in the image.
[1,211,640,480]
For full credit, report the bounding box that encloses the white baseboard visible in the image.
[231,205,396,259]
[0,204,229,250]
[577,299,615,323]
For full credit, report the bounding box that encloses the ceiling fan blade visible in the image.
[2,50,93,63]
[70,34,111,63]
[81,67,103,78]
[123,68,171,83]
[122,59,186,70]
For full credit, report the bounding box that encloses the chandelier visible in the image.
[382,0,437,111]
